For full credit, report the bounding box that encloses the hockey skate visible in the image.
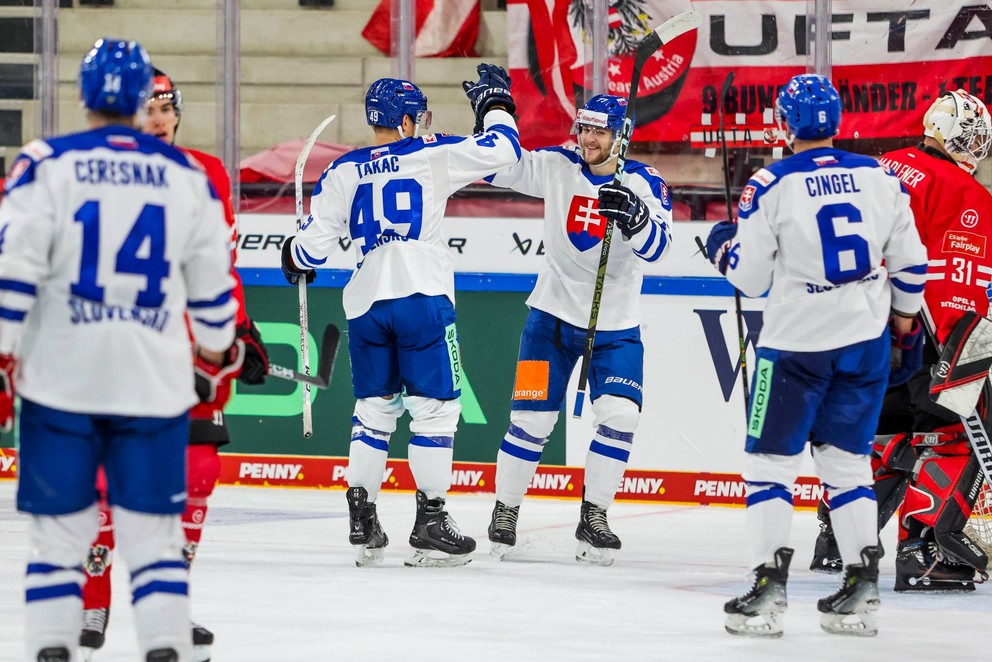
[80,607,109,661]
[347,487,389,567]
[192,622,213,662]
[37,647,71,662]
[405,490,476,567]
[818,546,881,637]
[575,500,621,566]
[724,547,792,638]
[488,500,519,560]
[894,538,977,592]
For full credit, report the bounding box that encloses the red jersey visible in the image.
[879,145,992,345]
[183,148,249,422]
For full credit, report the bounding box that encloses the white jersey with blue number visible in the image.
[293,109,521,319]
[728,146,927,352]
[0,126,237,417]
[488,147,673,331]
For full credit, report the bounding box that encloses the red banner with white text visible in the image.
[508,0,992,150]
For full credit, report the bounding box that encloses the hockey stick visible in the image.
[573,10,702,418]
[920,304,992,497]
[266,323,341,389]
[717,71,750,412]
[295,114,336,437]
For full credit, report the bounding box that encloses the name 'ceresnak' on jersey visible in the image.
[488,146,673,330]
[727,146,928,352]
[292,109,521,319]
[0,126,237,416]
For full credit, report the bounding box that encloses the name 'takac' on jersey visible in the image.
[880,146,992,345]
[0,126,237,416]
[488,146,673,330]
[293,109,520,319]
[728,146,927,352]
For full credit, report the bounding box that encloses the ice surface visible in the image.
[0,483,986,661]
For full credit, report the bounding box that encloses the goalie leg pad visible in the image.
[929,310,992,417]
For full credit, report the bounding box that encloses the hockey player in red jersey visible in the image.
[811,90,992,592]
[79,68,270,660]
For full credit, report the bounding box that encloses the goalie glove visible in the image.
[236,318,269,385]
[597,184,650,240]
[0,354,15,433]
[929,310,992,416]
[194,340,245,408]
[462,63,516,133]
[705,220,739,275]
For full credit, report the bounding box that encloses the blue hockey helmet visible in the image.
[78,38,153,115]
[572,94,629,136]
[365,78,431,131]
[775,74,841,141]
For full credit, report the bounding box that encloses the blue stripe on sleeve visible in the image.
[193,314,235,329]
[188,289,232,309]
[0,278,37,296]
[892,278,925,293]
[0,307,27,322]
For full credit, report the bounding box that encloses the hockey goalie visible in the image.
[811,90,992,592]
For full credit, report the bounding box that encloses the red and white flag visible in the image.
[362,0,480,58]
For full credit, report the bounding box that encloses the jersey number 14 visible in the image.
[72,200,170,308]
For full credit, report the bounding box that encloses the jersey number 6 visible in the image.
[815,202,871,285]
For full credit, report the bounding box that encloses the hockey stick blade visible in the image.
[652,11,703,47]
[266,324,341,389]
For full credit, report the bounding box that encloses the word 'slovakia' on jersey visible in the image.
[728,147,927,352]
[488,146,673,331]
[880,145,992,344]
[0,126,237,416]
[292,109,520,319]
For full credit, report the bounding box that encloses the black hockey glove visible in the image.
[705,220,739,275]
[462,63,516,133]
[281,237,316,286]
[236,318,270,385]
[597,184,650,240]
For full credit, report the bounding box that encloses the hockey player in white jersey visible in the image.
[281,66,520,567]
[483,94,673,566]
[706,74,927,638]
[0,39,237,662]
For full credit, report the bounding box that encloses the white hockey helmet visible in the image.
[923,90,992,174]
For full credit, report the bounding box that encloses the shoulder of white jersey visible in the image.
[624,160,672,211]
[4,128,197,196]
[534,145,583,164]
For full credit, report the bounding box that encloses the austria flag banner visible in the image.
[363,0,480,58]
[508,0,992,151]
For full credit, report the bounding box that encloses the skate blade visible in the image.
[896,576,975,592]
[724,611,784,638]
[809,559,842,575]
[490,542,513,560]
[819,610,878,637]
[575,541,615,567]
[354,544,386,567]
[404,548,472,568]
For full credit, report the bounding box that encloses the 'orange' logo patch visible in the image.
[513,360,549,400]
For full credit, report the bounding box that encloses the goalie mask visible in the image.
[924,90,992,175]
[775,74,841,148]
[572,94,629,167]
[365,78,431,137]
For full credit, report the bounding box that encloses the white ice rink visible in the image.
[0,481,987,661]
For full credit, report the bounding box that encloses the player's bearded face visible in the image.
[578,125,615,166]
[144,97,179,144]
